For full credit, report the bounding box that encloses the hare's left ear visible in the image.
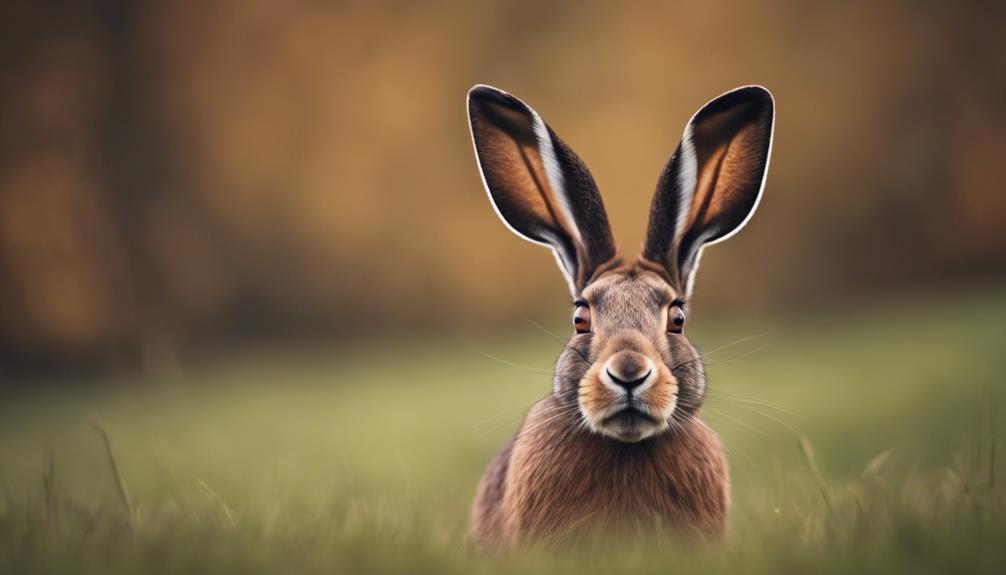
[643,86,775,296]
[467,85,617,296]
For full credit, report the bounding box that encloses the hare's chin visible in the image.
[590,406,671,443]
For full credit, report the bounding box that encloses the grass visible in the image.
[1,288,1004,574]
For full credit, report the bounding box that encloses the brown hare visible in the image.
[466,84,775,550]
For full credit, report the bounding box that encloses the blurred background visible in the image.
[1,0,1004,375]
[1,2,1006,573]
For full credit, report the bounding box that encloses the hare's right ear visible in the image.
[467,85,617,297]
[643,86,775,297]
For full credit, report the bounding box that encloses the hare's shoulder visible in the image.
[470,435,516,548]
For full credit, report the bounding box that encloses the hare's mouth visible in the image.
[602,407,657,427]
[599,407,662,443]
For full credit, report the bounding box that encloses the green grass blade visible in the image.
[90,420,135,528]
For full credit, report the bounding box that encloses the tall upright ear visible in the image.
[467,84,618,297]
[643,86,775,296]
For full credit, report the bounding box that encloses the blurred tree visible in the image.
[0,0,1003,375]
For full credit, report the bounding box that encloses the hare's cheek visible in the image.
[640,372,679,415]
[577,374,620,420]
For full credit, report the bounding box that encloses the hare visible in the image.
[466,84,775,549]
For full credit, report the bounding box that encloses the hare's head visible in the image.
[468,85,774,443]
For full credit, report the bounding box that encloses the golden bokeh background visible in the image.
[2,0,1004,372]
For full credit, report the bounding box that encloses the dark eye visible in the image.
[668,306,686,334]
[573,304,591,334]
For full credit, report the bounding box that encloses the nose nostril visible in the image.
[606,368,652,391]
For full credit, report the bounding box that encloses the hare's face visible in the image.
[554,262,703,443]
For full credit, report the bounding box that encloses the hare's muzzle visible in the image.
[578,342,678,443]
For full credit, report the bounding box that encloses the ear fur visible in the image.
[467,84,617,296]
[643,86,775,296]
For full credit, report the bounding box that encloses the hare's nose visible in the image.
[604,352,653,391]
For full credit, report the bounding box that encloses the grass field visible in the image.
[1,289,1005,574]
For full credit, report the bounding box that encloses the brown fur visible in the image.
[472,394,729,549]
[470,436,516,544]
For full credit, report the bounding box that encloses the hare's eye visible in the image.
[668,306,686,334]
[573,304,591,334]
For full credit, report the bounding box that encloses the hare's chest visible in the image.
[502,434,704,543]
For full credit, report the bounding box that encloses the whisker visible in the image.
[699,331,773,358]
[703,407,767,436]
[472,412,531,440]
[526,319,569,345]
[703,344,771,367]
[668,333,773,373]
[669,344,770,374]
[472,398,568,438]
[553,412,591,447]
[519,405,581,437]
[712,400,803,436]
[667,413,687,439]
[521,414,577,440]
[565,345,591,366]
[675,410,756,469]
[525,319,594,367]
[526,404,578,422]
[477,351,554,376]
[471,411,524,429]
[705,391,797,415]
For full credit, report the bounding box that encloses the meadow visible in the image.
[1,288,1004,574]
